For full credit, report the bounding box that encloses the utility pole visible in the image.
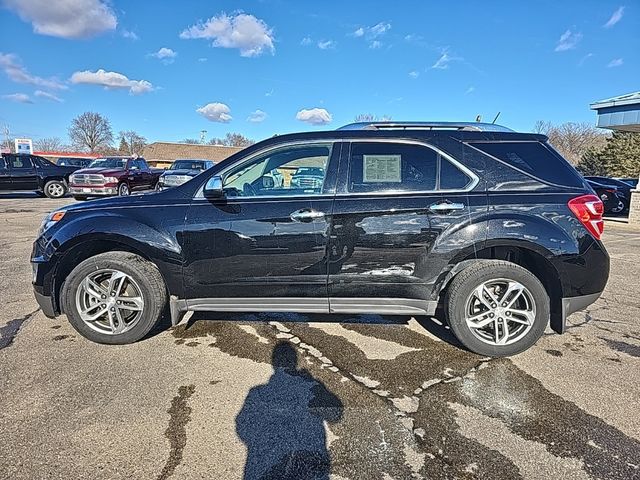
[2,124,10,152]
[199,130,207,144]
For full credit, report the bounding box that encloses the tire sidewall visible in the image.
[446,263,549,357]
[62,254,165,344]
[118,183,130,196]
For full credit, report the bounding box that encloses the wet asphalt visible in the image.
[1,193,639,480]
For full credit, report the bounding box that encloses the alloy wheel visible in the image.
[75,269,145,335]
[119,183,130,196]
[464,278,536,346]
[47,183,65,198]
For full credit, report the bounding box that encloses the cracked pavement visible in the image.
[1,195,639,479]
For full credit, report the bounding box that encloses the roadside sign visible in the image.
[15,138,33,155]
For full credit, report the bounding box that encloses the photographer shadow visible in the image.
[235,342,343,480]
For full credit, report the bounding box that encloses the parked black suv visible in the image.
[31,122,610,356]
[1,153,79,198]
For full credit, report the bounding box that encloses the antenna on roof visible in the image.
[492,112,501,124]
[475,115,482,122]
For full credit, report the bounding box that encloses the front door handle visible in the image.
[428,201,465,213]
[290,208,325,223]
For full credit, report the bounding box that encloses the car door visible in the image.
[328,139,484,314]
[182,141,341,310]
[7,155,38,190]
[136,159,154,188]
[0,156,10,191]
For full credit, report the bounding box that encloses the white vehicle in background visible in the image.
[156,159,215,190]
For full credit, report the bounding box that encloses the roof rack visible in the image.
[337,121,514,133]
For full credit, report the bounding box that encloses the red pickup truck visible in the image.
[69,156,163,200]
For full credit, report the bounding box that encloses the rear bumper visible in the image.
[69,186,117,196]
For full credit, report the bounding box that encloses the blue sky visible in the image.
[0,0,638,145]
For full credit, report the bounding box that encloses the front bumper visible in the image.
[69,186,117,196]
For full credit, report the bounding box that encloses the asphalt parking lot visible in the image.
[1,194,639,480]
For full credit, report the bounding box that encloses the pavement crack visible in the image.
[157,384,196,480]
[0,308,40,350]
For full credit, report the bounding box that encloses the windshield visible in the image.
[171,160,206,170]
[89,158,127,169]
[294,167,324,176]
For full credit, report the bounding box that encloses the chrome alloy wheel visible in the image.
[75,269,144,335]
[47,182,65,198]
[464,278,536,346]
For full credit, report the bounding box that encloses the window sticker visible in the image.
[362,155,401,183]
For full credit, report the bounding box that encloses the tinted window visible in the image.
[89,158,127,169]
[470,141,583,188]
[440,157,473,189]
[224,144,331,197]
[10,156,33,169]
[0,158,7,171]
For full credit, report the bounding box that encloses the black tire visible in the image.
[61,252,167,344]
[43,179,67,199]
[73,196,89,201]
[118,183,130,196]
[444,260,549,357]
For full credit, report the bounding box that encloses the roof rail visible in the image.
[337,121,514,133]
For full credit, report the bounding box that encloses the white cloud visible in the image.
[296,108,332,125]
[0,52,67,90]
[265,89,274,97]
[300,36,312,46]
[34,90,62,102]
[180,12,275,57]
[2,93,33,103]
[3,0,117,39]
[247,109,267,123]
[197,102,232,122]
[151,47,177,64]
[465,86,475,95]
[607,58,623,68]
[408,71,419,79]
[579,52,594,66]
[369,22,391,37]
[122,30,139,40]
[317,40,336,50]
[352,21,391,49]
[604,6,625,28]
[555,29,582,52]
[70,69,154,95]
[432,52,451,69]
[198,57,208,62]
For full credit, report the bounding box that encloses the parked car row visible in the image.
[584,176,637,214]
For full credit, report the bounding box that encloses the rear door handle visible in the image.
[428,201,466,213]
[290,208,325,223]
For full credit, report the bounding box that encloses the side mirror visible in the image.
[203,175,224,198]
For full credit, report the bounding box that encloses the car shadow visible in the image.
[235,341,343,479]
[183,306,464,350]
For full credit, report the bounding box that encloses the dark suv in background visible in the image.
[0,153,79,198]
[32,122,609,356]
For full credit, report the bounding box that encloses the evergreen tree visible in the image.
[578,132,640,177]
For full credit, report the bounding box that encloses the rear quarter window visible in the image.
[469,141,583,188]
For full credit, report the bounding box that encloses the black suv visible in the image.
[32,122,610,356]
[1,153,79,198]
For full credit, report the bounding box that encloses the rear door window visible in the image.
[469,141,583,188]
[348,142,473,193]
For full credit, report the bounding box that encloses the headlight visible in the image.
[103,176,119,184]
[39,210,66,235]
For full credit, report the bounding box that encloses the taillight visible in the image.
[568,194,604,240]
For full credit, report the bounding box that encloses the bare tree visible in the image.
[208,133,255,147]
[34,137,65,151]
[179,138,201,144]
[533,121,608,165]
[354,114,392,122]
[117,130,147,155]
[68,112,114,153]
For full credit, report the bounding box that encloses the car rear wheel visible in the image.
[445,260,549,357]
[118,183,130,196]
[62,252,167,344]
[44,180,67,199]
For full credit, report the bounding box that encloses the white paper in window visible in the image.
[362,155,401,183]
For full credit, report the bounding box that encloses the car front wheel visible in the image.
[43,180,67,199]
[118,183,130,196]
[62,252,167,344]
[445,260,549,357]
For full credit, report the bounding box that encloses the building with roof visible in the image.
[590,91,640,132]
[143,142,245,168]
